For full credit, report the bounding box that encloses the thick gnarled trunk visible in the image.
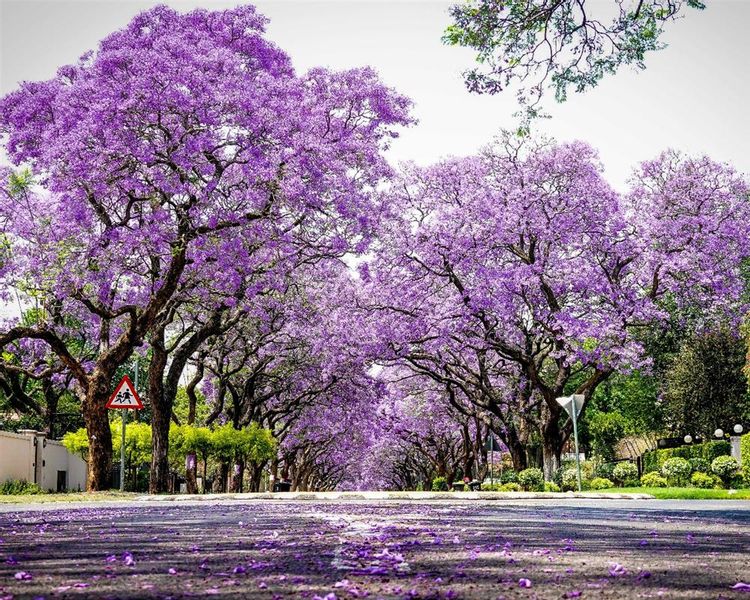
[84,372,114,491]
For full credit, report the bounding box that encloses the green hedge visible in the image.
[643,440,731,474]
[742,433,750,483]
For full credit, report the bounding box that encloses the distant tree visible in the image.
[444,0,705,111]
[664,329,750,437]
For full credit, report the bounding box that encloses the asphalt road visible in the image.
[1,499,749,599]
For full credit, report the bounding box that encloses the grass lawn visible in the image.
[594,487,750,499]
[0,491,141,504]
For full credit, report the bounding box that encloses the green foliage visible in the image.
[0,479,43,495]
[643,440,731,473]
[711,455,741,487]
[498,482,522,492]
[589,477,614,490]
[172,387,210,426]
[688,457,710,474]
[612,462,639,487]
[209,423,276,465]
[594,462,616,480]
[62,428,89,460]
[586,410,629,462]
[517,467,544,491]
[499,469,518,484]
[431,476,449,491]
[664,329,750,437]
[544,481,561,492]
[561,468,582,491]
[640,471,668,488]
[742,433,750,485]
[661,457,691,486]
[7,167,34,196]
[690,472,715,489]
[444,0,703,108]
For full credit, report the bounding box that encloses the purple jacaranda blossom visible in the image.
[609,563,627,577]
[14,571,32,580]
[123,552,135,567]
[732,583,750,592]
[518,578,532,588]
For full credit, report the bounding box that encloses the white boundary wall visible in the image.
[0,430,87,492]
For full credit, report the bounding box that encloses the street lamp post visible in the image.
[730,424,743,466]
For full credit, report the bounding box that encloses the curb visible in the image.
[135,491,656,501]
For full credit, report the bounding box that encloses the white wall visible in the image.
[0,430,35,483]
[0,430,87,492]
[40,439,87,492]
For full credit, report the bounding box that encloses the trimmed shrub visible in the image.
[595,462,616,480]
[642,440,731,474]
[431,477,449,491]
[640,471,668,488]
[711,456,740,487]
[688,457,710,475]
[544,482,561,492]
[0,479,43,495]
[612,462,639,487]
[589,477,614,490]
[517,468,544,492]
[499,470,518,484]
[690,472,715,489]
[661,457,691,486]
[498,482,523,492]
[742,433,750,487]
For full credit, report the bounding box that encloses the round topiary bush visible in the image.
[711,456,740,487]
[612,462,639,487]
[431,476,449,491]
[544,481,561,492]
[661,457,691,486]
[499,482,523,492]
[640,471,668,488]
[589,477,614,490]
[517,467,544,491]
[688,457,710,474]
[690,472,715,489]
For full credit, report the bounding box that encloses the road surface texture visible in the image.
[1,499,749,599]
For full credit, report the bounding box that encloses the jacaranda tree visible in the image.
[0,5,412,490]
[363,134,750,478]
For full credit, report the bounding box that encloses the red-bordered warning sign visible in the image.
[106,375,143,410]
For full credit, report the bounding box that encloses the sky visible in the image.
[1,0,749,190]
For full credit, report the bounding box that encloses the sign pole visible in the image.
[120,407,126,492]
[572,399,582,492]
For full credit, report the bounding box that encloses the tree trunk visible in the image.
[185,453,198,494]
[229,460,244,492]
[84,372,114,491]
[219,462,229,493]
[249,462,265,492]
[541,417,563,481]
[149,326,170,494]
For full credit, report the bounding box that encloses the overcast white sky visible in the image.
[1,0,749,190]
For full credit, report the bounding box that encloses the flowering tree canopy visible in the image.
[0,4,412,490]
[362,135,750,477]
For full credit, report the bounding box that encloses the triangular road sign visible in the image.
[106,375,143,410]
[556,394,584,419]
